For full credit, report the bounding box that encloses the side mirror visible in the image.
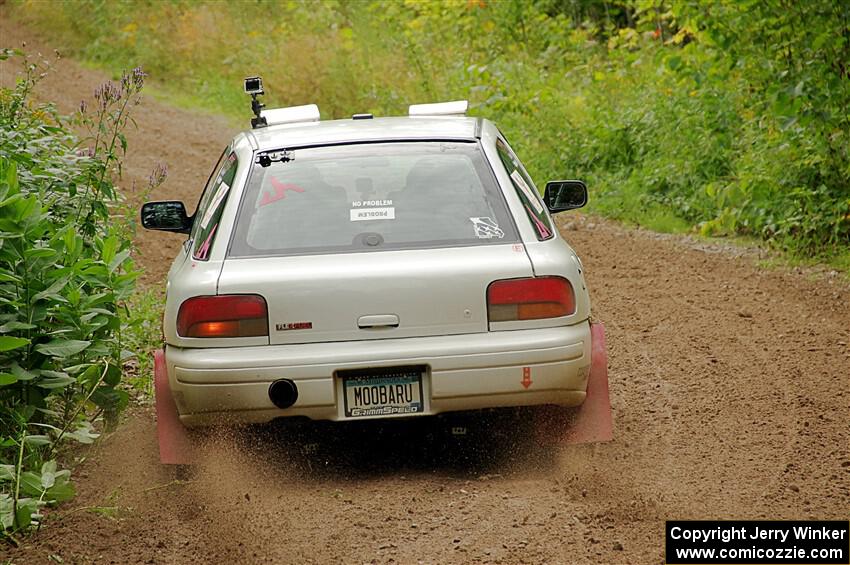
[544,180,588,213]
[140,201,193,234]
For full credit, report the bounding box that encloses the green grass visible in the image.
[832,250,850,276]
[757,249,850,282]
[121,287,165,397]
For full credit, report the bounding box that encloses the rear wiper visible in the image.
[256,149,294,167]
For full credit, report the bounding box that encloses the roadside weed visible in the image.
[0,50,163,539]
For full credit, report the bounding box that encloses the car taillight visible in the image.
[487,277,575,322]
[177,295,268,338]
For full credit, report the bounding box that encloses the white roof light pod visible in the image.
[261,104,321,126]
[408,100,469,117]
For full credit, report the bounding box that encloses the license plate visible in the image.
[342,368,424,418]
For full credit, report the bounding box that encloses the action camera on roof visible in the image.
[244,76,263,95]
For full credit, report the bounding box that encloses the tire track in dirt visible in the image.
[2,15,848,565]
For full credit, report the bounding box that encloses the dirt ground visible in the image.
[1,15,849,565]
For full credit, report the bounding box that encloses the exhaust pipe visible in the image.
[268,379,298,409]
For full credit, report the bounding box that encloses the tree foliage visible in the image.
[11,0,850,251]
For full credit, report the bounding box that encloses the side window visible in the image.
[192,151,239,260]
[189,148,227,243]
[495,138,554,240]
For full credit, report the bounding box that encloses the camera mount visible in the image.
[244,76,267,129]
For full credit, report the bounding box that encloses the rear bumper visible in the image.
[165,322,592,427]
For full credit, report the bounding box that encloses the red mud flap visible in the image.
[534,322,613,445]
[154,349,195,465]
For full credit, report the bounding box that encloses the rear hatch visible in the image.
[218,139,531,344]
[218,245,533,345]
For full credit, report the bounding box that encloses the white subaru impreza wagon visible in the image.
[142,96,602,433]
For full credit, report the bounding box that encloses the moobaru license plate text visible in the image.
[344,372,423,417]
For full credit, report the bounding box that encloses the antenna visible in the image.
[244,76,267,129]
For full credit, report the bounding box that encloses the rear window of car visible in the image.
[228,141,519,257]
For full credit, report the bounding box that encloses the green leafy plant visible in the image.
[0,50,163,541]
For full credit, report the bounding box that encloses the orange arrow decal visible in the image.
[521,367,532,389]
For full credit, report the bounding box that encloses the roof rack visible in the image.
[408,100,468,117]
[260,104,321,126]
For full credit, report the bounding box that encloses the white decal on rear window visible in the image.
[200,181,230,229]
[510,170,544,214]
[470,217,504,239]
[350,207,396,221]
[352,199,393,208]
